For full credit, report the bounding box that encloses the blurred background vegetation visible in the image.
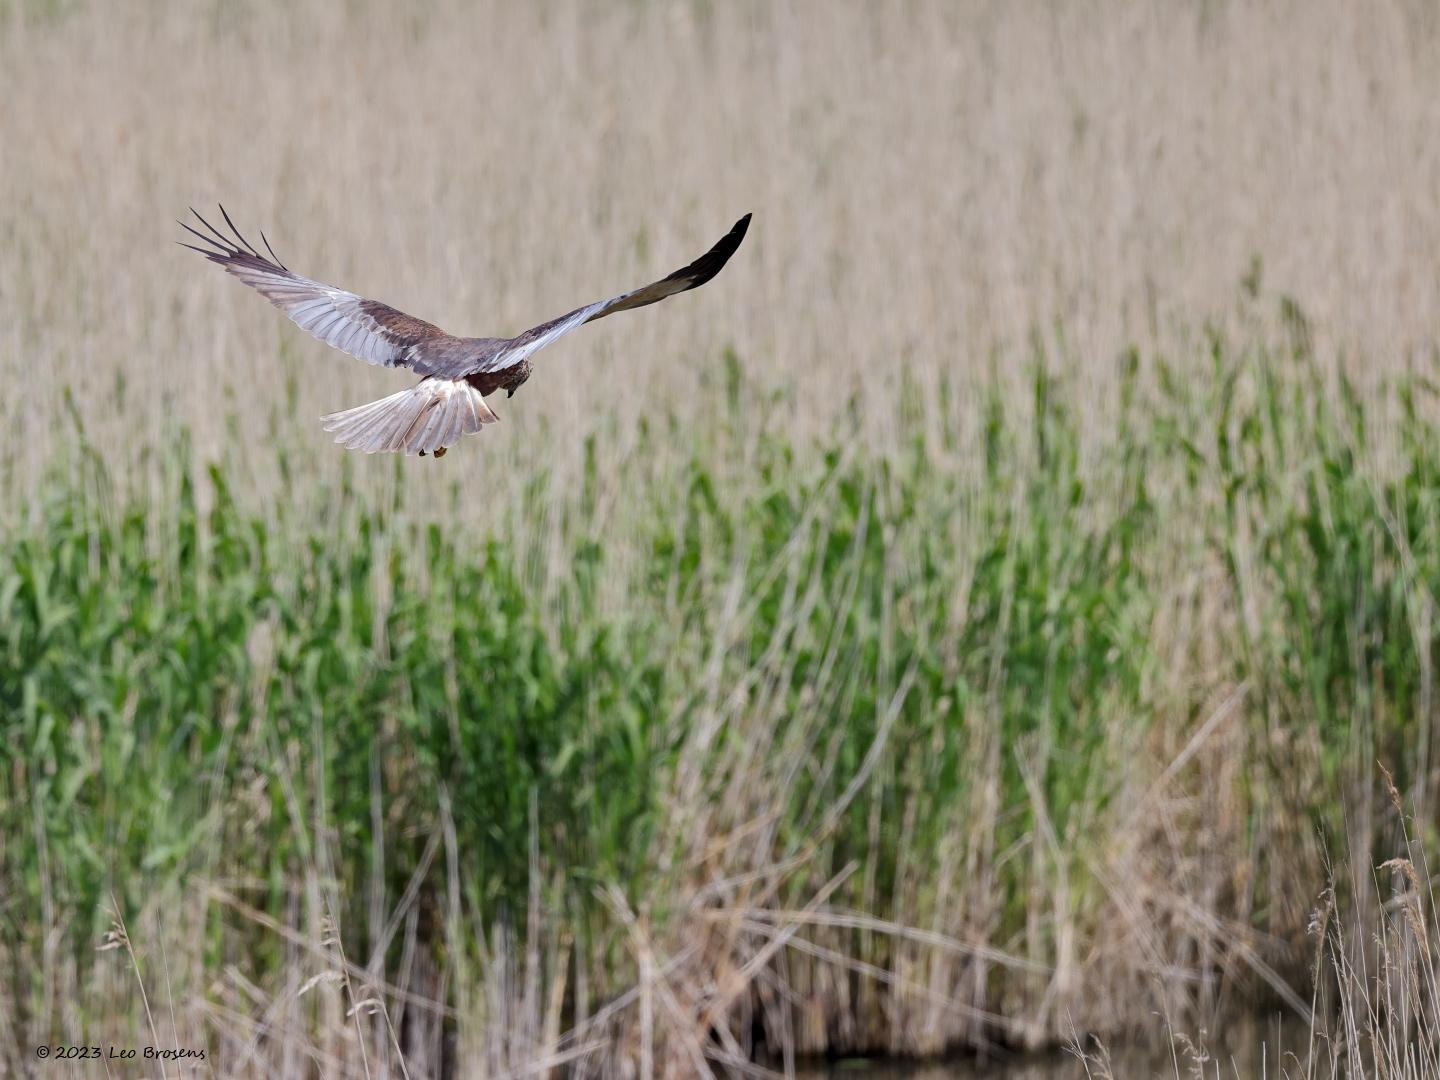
[3,1,1440,1076]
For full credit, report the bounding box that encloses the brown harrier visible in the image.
[180,207,751,458]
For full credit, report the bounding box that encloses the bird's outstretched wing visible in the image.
[179,206,449,372]
[464,213,752,376]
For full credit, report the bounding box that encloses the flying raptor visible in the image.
[180,207,751,458]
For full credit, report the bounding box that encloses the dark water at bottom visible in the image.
[791,1013,1305,1078]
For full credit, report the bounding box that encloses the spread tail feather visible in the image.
[320,377,499,455]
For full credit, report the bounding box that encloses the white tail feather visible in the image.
[320,377,499,455]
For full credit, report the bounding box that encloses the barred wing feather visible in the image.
[178,207,446,371]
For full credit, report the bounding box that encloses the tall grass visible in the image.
[5,329,1440,1072]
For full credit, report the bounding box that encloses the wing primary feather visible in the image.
[177,219,229,255]
[259,229,289,271]
[218,204,265,261]
[216,204,270,263]
[183,209,287,272]
[189,207,235,251]
[176,240,222,258]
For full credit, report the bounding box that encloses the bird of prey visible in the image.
[179,207,751,458]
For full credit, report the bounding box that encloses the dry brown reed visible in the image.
[7,0,1440,518]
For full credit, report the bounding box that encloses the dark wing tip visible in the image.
[720,212,752,249]
[663,211,753,291]
[178,204,292,274]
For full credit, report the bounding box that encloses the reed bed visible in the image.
[7,338,1440,1073]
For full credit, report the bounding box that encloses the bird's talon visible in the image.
[434,447,447,459]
